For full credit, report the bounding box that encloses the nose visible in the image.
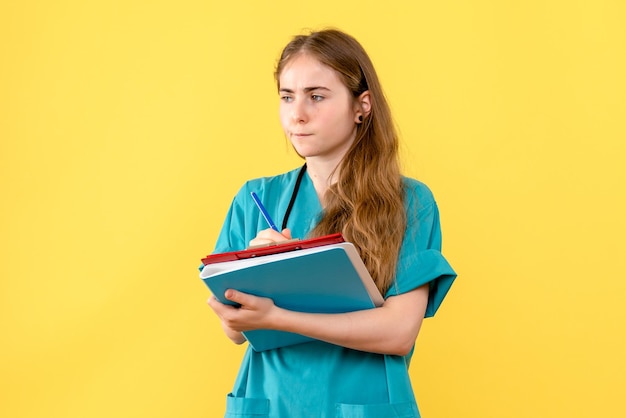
[291,99,307,124]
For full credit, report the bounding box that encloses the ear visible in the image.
[354,91,371,123]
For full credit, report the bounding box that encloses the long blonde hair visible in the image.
[275,29,406,294]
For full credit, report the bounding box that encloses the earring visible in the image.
[358,115,363,123]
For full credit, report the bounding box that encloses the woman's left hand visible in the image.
[208,289,279,332]
[248,228,292,248]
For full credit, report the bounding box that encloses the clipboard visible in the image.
[201,233,345,265]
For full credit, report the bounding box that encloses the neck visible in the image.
[305,157,342,204]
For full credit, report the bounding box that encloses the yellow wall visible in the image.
[2,1,624,417]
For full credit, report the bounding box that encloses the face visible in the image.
[278,53,363,165]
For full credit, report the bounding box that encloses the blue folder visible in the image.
[200,243,383,351]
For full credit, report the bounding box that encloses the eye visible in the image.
[311,94,324,102]
[280,95,293,103]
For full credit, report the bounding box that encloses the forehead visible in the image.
[278,53,346,89]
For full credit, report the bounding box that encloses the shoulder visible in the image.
[402,176,437,213]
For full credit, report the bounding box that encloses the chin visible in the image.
[291,145,314,158]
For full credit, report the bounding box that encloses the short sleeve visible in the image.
[385,180,457,317]
[198,184,251,272]
[213,183,253,254]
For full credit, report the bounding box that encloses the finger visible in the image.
[207,295,226,312]
[249,228,292,247]
[258,228,290,241]
[207,297,223,318]
[281,228,292,239]
[224,289,256,307]
[248,237,275,247]
[208,294,239,313]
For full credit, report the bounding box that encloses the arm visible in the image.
[207,227,428,355]
[208,284,429,356]
[207,180,454,350]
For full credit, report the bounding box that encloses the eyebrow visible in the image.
[279,86,331,93]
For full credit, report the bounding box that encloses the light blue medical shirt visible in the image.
[211,167,456,418]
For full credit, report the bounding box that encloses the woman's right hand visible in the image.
[207,295,247,344]
[248,228,292,248]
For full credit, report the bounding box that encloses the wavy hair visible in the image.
[275,29,406,295]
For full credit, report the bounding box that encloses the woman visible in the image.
[207,29,456,418]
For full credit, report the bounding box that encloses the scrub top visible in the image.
[211,167,456,418]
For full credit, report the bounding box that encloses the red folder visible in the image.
[201,233,345,265]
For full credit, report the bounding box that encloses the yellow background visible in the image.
[2,1,625,417]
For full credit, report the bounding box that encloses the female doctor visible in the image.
[207,29,456,418]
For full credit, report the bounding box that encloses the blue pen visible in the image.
[251,192,280,232]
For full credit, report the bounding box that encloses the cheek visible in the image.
[328,110,356,133]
